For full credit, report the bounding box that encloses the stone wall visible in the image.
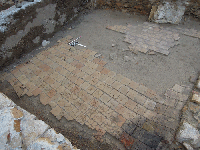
[0,0,89,69]
[95,0,200,17]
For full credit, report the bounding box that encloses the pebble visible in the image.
[42,40,50,47]
[197,80,200,89]
[94,53,102,58]
[124,56,131,62]
[109,53,117,60]
[189,74,198,83]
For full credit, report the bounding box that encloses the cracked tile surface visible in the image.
[107,22,180,55]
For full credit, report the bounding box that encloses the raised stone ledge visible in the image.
[0,0,89,69]
[176,74,200,150]
[0,92,79,150]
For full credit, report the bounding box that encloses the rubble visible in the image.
[32,36,40,44]
[0,92,79,150]
[176,74,200,150]
[112,44,115,47]
[42,40,50,47]
[150,2,186,24]
[94,53,102,58]
[177,121,199,145]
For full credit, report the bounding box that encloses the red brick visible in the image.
[33,68,42,76]
[44,76,55,85]
[101,68,110,75]
[96,65,104,72]
[125,99,137,111]
[11,68,19,75]
[55,66,62,72]
[120,132,135,149]
[39,64,51,72]
[40,93,51,105]
[119,85,129,95]
[98,60,107,66]
[75,63,84,69]
[32,88,42,96]
[75,78,84,86]
[71,60,78,66]
[117,115,126,127]
[16,64,24,70]
[70,86,81,95]
[91,71,101,79]
[72,68,81,75]
[42,51,51,56]
[93,58,101,64]
[145,89,157,99]
[129,81,139,90]
[47,89,56,98]
[89,78,99,85]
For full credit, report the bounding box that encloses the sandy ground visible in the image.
[53,10,200,95]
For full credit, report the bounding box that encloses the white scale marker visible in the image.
[78,44,86,47]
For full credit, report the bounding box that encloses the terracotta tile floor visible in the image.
[0,37,191,149]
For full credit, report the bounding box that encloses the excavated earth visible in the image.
[0,9,200,149]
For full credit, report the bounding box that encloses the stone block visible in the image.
[131,139,153,150]
[177,121,200,148]
[152,2,186,24]
[189,102,200,114]
[197,79,200,89]
[165,106,180,119]
[122,121,137,136]
[120,132,135,149]
[143,99,156,110]
[191,93,200,104]
[132,127,161,149]
[21,118,49,147]
[154,103,167,114]
[172,84,184,93]
[142,121,157,133]
[134,94,147,105]
[0,107,22,149]
[0,93,15,109]
[119,85,129,95]
[136,84,148,95]
[183,142,194,150]
[124,99,137,111]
